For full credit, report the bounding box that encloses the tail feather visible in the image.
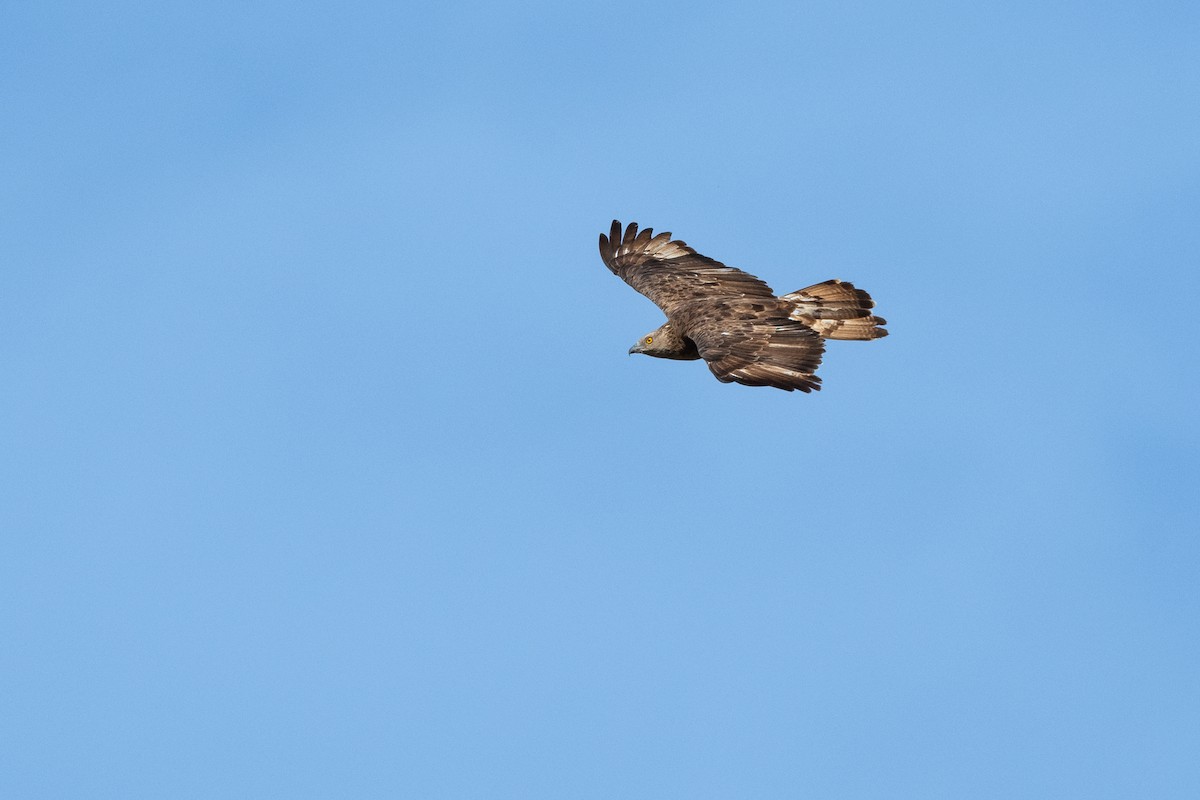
[782,279,888,340]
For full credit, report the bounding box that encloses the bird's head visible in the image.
[628,323,698,360]
[627,331,656,356]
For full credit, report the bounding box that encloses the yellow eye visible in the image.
[644,336,653,345]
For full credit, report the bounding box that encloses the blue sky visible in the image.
[3,1,1199,797]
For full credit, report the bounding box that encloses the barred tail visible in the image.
[782,279,888,340]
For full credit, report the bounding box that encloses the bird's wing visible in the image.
[680,301,827,393]
[598,220,777,318]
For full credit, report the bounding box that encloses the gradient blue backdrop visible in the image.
[3,1,1198,797]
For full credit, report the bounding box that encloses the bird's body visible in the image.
[600,220,886,392]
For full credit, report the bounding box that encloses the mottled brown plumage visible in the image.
[600,220,887,392]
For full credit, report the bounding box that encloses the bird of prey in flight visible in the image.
[600,220,887,392]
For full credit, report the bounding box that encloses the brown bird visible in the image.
[600,220,887,392]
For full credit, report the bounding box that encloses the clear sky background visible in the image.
[3,1,1199,797]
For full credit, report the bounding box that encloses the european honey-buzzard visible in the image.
[600,220,887,392]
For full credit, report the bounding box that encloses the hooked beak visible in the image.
[628,345,639,355]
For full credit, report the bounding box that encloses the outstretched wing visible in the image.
[680,301,826,392]
[598,220,777,317]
